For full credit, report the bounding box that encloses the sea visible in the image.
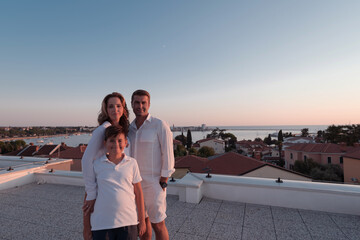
[22,125,328,147]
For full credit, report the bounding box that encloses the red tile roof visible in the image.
[34,145,59,156]
[49,145,87,159]
[344,149,360,160]
[286,143,359,154]
[208,152,265,175]
[175,155,208,173]
[3,149,23,156]
[175,152,310,178]
[18,146,39,156]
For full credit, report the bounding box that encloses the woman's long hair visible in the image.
[98,92,129,134]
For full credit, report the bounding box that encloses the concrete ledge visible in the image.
[35,170,84,186]
[194,173,360,215]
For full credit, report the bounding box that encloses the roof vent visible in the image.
[203,167,212,178]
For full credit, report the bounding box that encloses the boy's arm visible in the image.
[133,182,146,236]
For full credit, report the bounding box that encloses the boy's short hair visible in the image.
[105,126,126,141]
[131,89,151,103]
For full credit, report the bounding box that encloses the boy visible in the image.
[84,126,145,240]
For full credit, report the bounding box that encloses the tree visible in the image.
[277,130,283,142]
[277,142,285,167]
[174,145,187,157]
[276,130,284,167]
[197,146,215,158]
[206,128,237,151]
[206,128,225,139]
[323,124,360,146]
[317,130,324,138]
[175,134,187,146]
[188,147,198,155]
[283,132,293,138]
[186,129,192,149]
[301,128,309,137]
[293,158,321,175]
[264,134,272,145]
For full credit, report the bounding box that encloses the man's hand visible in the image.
[160,177,168,183]
[82,199,96,215]
[159,177,168,191]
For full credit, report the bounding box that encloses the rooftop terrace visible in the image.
[0,183,359,240]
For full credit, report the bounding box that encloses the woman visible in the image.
[82,92,130,239]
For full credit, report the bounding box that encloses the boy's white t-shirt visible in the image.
[91,154,142,231]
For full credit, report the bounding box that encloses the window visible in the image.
[304,155,307,161]
[328,157,332,164]
[290,164,294,170]
[290,153,293,159]
[340,156,343,164]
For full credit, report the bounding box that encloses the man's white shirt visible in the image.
[128,114,175,184]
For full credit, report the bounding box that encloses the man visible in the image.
[128,89,175,240]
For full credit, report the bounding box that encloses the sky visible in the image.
[1,0,360,127]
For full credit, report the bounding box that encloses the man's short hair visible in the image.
[131,89,151,103]
[105,125,126,141]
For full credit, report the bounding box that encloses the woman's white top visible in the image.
[90,154,142,231]
[81,121,130,200]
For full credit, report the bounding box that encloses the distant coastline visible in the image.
[0,133,84,142]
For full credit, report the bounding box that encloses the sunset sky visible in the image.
[1,1,360,127]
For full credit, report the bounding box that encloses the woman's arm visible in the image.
[81,122,110,200]
[133,182,145,237]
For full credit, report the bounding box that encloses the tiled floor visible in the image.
[0,183,359,240]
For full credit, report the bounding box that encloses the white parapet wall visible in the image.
[35,170,84,186]
[0,157,74,190]
[2,164,360,216]
[168,173,360,215]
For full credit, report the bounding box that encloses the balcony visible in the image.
[0,161,359,239]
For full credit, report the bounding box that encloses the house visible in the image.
[283,137,315,149]
[175,152,311,181]
[49,144,87,171]
[4,143,69,157]
[195,138,225,154]
[236,140,271,158]
[343,149,360,184]
[284,143,360,170]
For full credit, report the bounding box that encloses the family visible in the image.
[81,90,175,240]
